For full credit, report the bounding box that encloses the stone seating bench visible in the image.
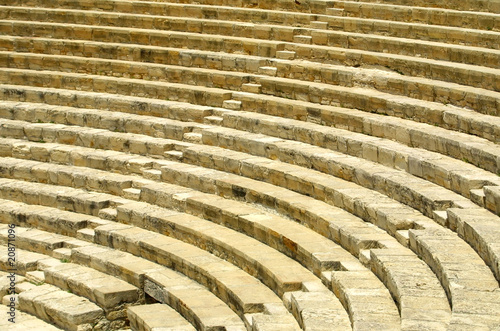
[0,164,366,329]
[218,111,500,199]
[256,76,500,143]
[409,227,500,330]
[0,51,256,92]
[0,247,109,330]
[0,99,208,143]
[0,194,107,236]
[199,126,478,217]
[43,262,142,322]
[320,14,500,48]
[0,160,408,330]
[0,20,286,57]
[5,0,500,46]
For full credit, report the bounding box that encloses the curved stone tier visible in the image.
[0,0,500,330]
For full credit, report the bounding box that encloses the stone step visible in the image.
[203,115,224,125]
[276,50,296,59]
[182,132,202,144]
[0,244,56,276]
[0,270,26,297]
[6,98,497,207]
[258,66,278,76]
[241,83,262,93]
[0,165,395,327]
[0,193,113,237]
[293,35,313,44]
[310,21,330,29]
[222,100,242,110]
[2,18,500,95]
[3,4,499,53]
[326,7,345,15]
[330,270,402,330]
[0,175,125,218]
[336,0,500,13]
[128,304,196,331]
[2,83,499,186]
[0,83,215,124]
[18,283,106,331]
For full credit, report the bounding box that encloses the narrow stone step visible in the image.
[98,208,118,221]
[258,66,278,76]
[164,150,184,161]
[326,8,344,15]
[183,132,203,144]
[142,169,162,181]
[276,51,296,60]
[203,115,224,125]
[310,21,329,29]
[71,245,246,330]
[222,100,242,110]
[241,83,262,94]
[52,248,72,261]
[433,210,449,227]
[293,35,313,44]
[76,228,95,242]
[470,189,486,207]
[122,188,142,200]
